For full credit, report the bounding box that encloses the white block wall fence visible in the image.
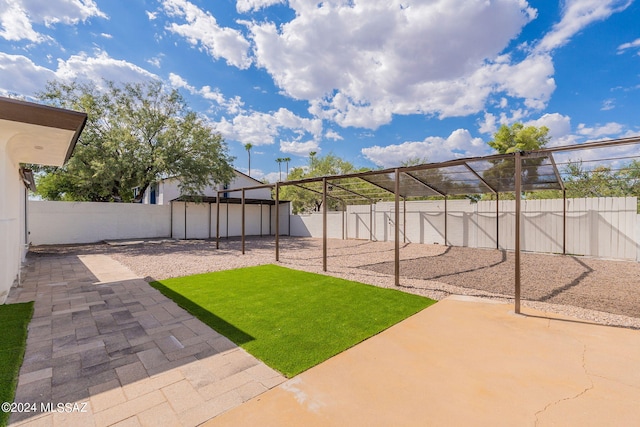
[29,201,171,245]
[27,197,638,261]
[289,197,639,261]
[28,200,291,245]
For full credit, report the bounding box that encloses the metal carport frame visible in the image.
[219,136,640,314]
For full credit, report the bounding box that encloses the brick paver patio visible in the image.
[6,254,284,426]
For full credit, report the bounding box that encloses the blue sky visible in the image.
[1,0,639,181]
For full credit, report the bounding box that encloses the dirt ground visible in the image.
[360,246,640,319]
[28,237,640,321]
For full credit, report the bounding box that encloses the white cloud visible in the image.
[576,122,625,138]
[0,50,158,97]
[213,107,323,147]
[491,54,556,110]
[0,52,56,95]
[169,72,244,114]
[362,129,489,167]
[22,0,106,25]
[261,171,281,183]
[147,55,164,68]
[618,37,640,53]
[0,0,106,42]
[248,0,543,129]
[525,113,572,142]
[601,99,615,111]
[236,0,284,13]
[161,0,252,69]
[325,129,343,141]
[479,112,498,135]
[0,1,44,42]
[536,0,632,53]
[280,140,319,156]
[56,50,158,85]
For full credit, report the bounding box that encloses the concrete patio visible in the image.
[6,254,284,427]
[207,296,640,426]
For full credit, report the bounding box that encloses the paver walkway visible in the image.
[7,254,284,427]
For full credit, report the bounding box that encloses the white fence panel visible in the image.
[476,200,497,249]
[290,197,638,261]
[346,205,372,240]
[444,200,476,247]
[290,212,343,239]
[30,201,171,245]
[174,202,285,239]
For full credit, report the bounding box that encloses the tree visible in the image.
[488,123,550,154]
[34,80,235,202]
[563,161,632,198]
[278,153,360,213]
[400,157,429,167]
[483,123,550,194]
[244,143,253,176]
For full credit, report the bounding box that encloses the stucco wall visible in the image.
[144,173,271,205]
[0,146,22,303]
[29,201,171,245]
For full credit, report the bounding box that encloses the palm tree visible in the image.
[244,143,253,176]
[276,158,283,181]
[283,157,291,179]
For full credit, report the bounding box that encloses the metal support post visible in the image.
[444,196,448,246]
[323,178,328,272]
[496,193,500,249]
[563,189,567,255]
[215,192,220,249]
[394,169,400,286]
[275,183,280,262]
[241,188,245,255]
[514,152,522,314]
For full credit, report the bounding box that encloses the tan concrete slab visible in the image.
[77,254,140,282]
[205,296,640,427]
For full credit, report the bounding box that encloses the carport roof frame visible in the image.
[260,135,640,199]
[218,135,640,315]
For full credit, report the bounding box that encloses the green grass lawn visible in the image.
[150,265,435,377]
[0,301,34,427]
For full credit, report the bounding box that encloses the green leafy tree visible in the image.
[516,160,640,211]
[488,123,550,154]
[483,123,550,196]
[279,153,360,213]
[618,160,640,196]
[34,80,235,202]
[400,157,429,167]
[564,161,628,198]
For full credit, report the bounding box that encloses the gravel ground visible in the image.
[28,236,640,329]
